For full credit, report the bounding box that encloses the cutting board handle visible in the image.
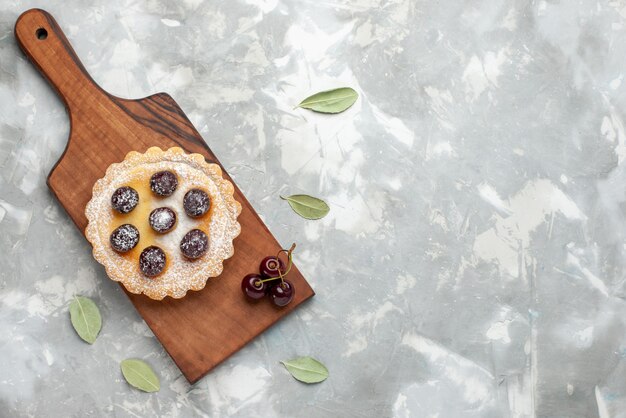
[14,9,105,111]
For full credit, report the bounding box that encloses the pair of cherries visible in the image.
[241,244,296,307]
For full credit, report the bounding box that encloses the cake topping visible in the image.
[183,189,210,217]
[109,224,140,253]
[111,186,139,214]
[150,171,178,196]
[180,229,209,259]
[149,207,177,233]
[139,246,166,277]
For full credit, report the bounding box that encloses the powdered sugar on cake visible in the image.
[85,147,242,300]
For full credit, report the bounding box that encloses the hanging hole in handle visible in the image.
[36,28,48,40]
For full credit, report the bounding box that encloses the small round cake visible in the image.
[85,147,242,300]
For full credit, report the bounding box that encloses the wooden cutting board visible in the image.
[15,8,314,384]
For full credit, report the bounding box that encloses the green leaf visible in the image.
[69,296,102,344]
[296,87,358,113]
[281,356,328,384]
[120,359,160,393]
[280,195,330,220]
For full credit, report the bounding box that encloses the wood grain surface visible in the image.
[14,8,314,384]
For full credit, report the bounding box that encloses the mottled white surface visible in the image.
[1,1,626,417]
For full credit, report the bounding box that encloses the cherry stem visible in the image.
[257,276,282,285]
[276,243,296,284]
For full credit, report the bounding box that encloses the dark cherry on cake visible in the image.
[111,186,139,214]
[110,224,139,253]
[183,189,210,217]
[139,246,166,277]
[241,274,266,300]
[269,280,295,307]
[150,170,178,196]
[180,229,209,259]
[149,207,177,233]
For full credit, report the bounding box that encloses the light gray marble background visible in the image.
[1,0,626,417]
